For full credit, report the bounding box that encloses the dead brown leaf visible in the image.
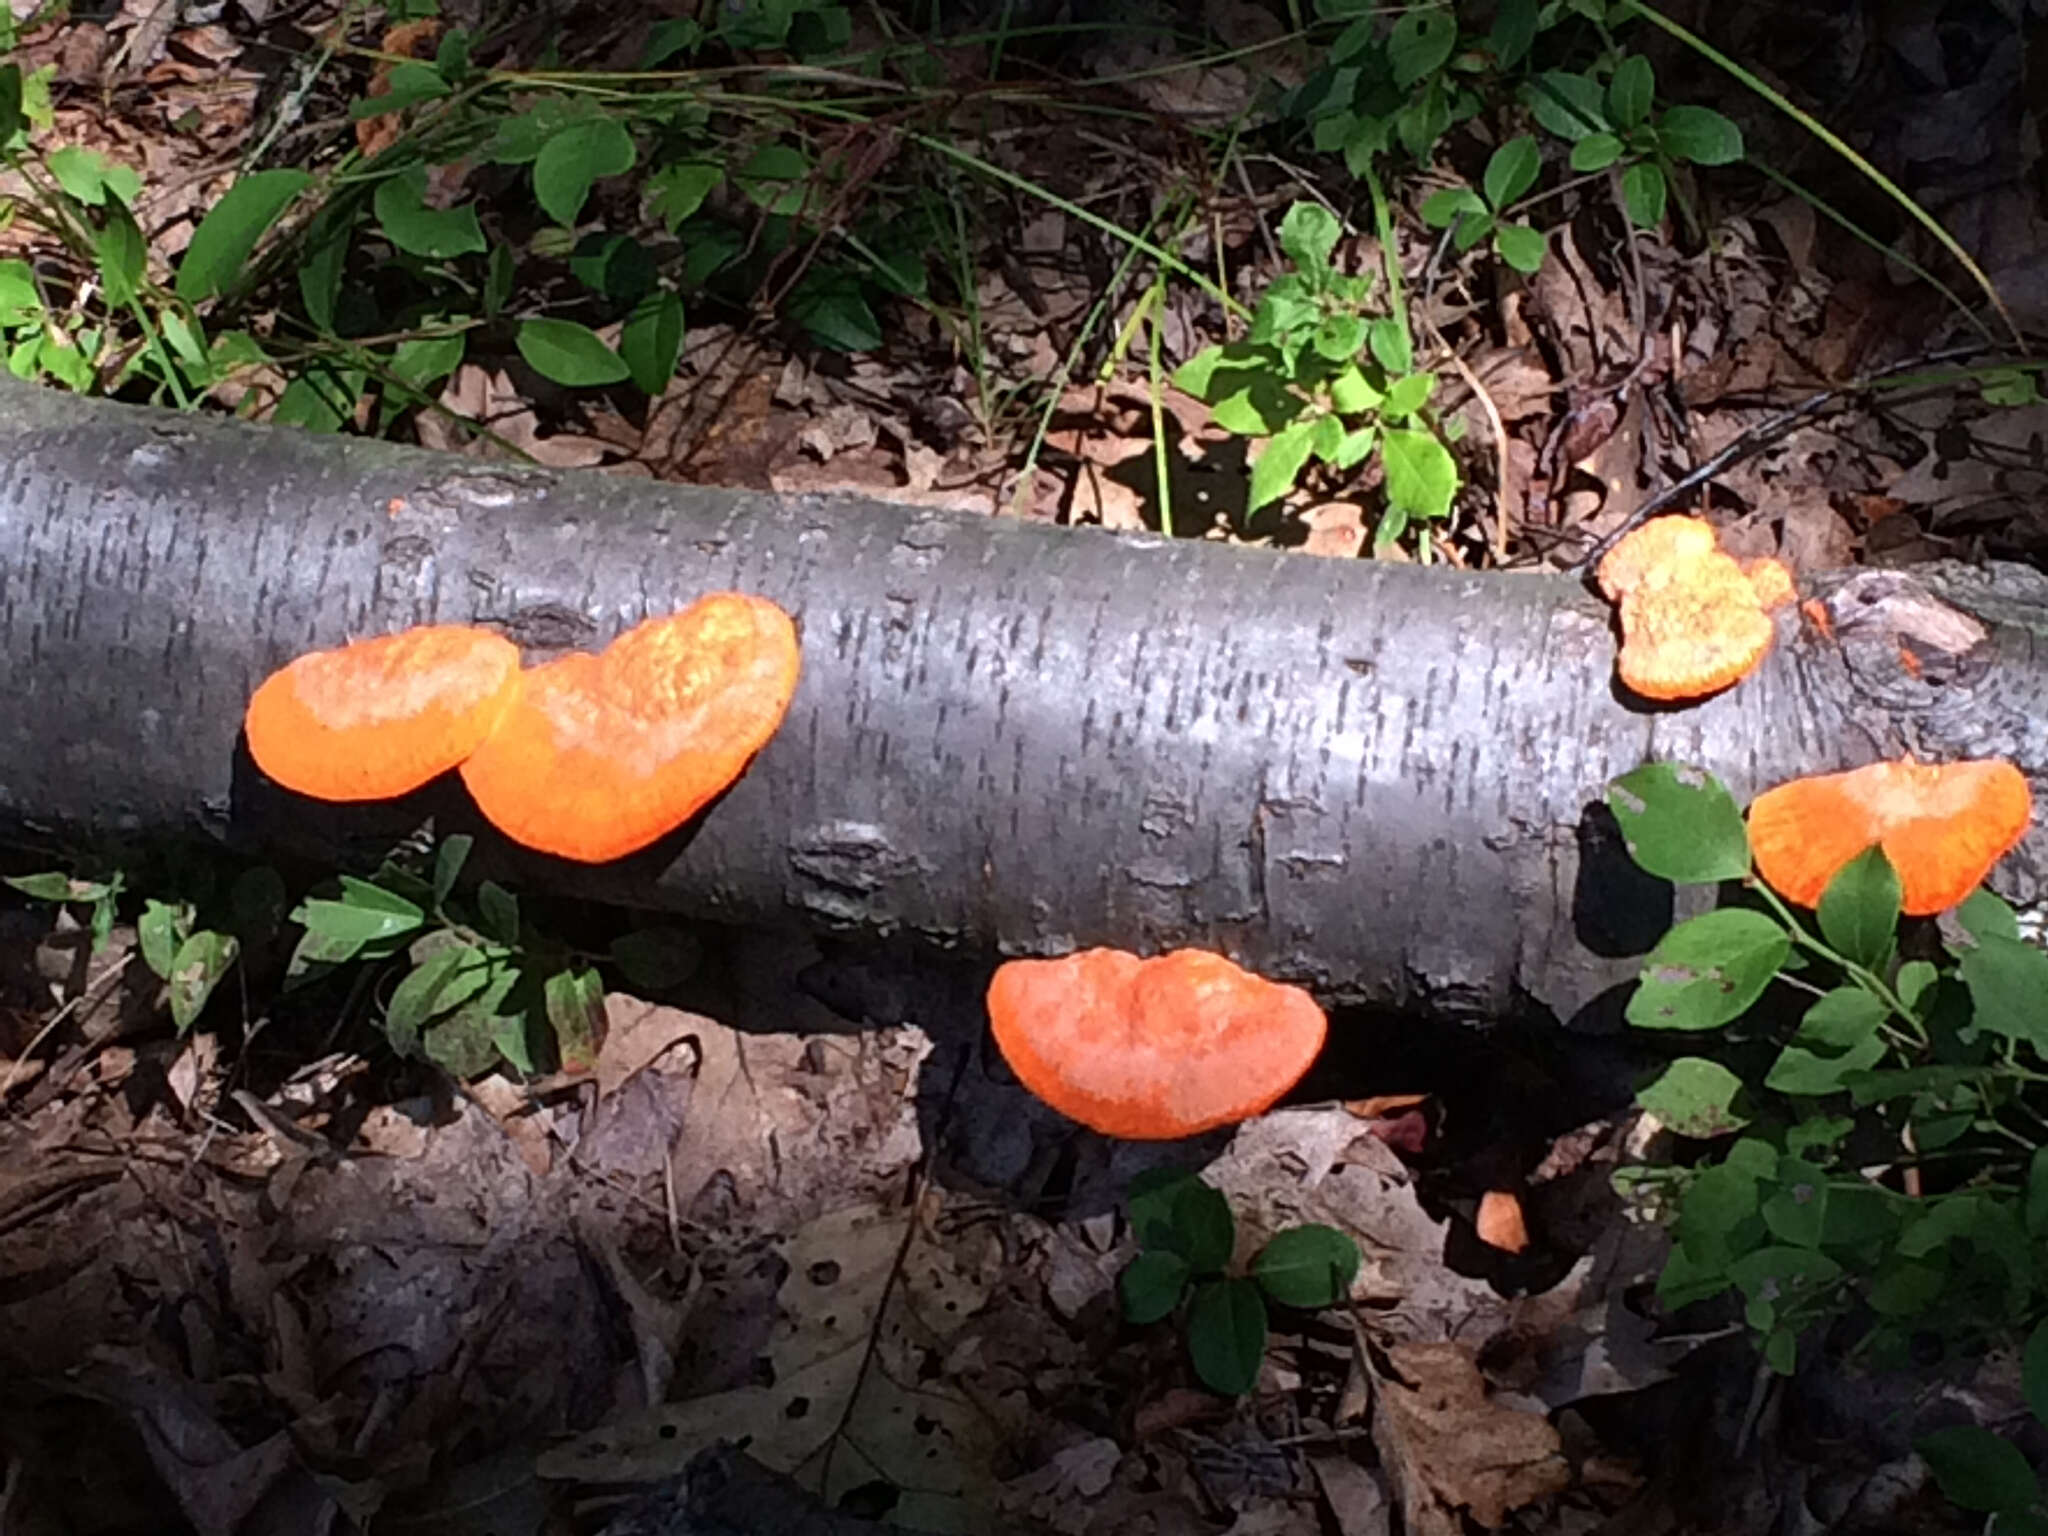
[1371,1340,1570,1533]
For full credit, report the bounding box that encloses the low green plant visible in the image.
[1605,762,2048,1379]
[1118,1166,1361,1396]
[6,834,696,1069]
[1173,200,1460,548]
[1418,134,1549,273]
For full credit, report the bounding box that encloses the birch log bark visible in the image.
[3,377,2045,1024]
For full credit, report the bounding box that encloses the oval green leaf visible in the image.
[1380,428,1458,521]
[1915,1425,2039,1514]
[1483,135,1542,210]
[1621,161,1668,228]
[1606,763,1750,884]
[1119,1249,1191,1325]
[373,169,487,260]
[621,289,685,395]
[1656,105,1744,166]
[1816,846,1900,968]
[1253,1224,1361,1309]
[1635,1056,1747,1138]
[1628,908,1789,1030]
[533,115,636,228]
[1187,1277,1268,1396]
[175,168,313,300]
[516,317,630,387]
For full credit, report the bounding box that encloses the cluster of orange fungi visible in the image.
[1596,515,1795,701]
[243,593,801,864]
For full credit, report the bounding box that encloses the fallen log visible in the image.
[2,376,2044,1023]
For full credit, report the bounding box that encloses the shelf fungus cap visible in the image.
[1596,517,1788,701]
[1749,757,2034,915]
[244,625,523,802]
[986,948,1328,1140]
[459,592,800,863]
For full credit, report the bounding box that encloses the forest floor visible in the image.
[3,0,2048,1531]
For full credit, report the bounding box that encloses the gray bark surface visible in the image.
[3,377,2045,1024]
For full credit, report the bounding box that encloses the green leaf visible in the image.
[167,930,237,1034]
[349,59,448,120]
[1765,1035,1889,1094]
[1959,935,2048,1052]
[1380,429,1458,522]
[1329,365,1382,415]
[1127,1167,1202,1249]
[1635,1057,1747,1137]
[1382,372,1434,420]
[95,205,145,307]
[1628,908,1790,1030]
[1312,313,1366,363]
[1248,418,1321,513]
[2024,1318,2048,1428]
[2027,1147,2048,1239]
[0,258,40,323]
[339,875,425,918]
[788,273,880,353]
[387,332,465,400]
[489,100,590,165]
[1387,7,1456,88]
[138,898,183,979]
[1368,317,1412,375]
[1621,161,1668,227]
[484,244,515,318]
[372,169,486,259]
[533,116,636,227]
[647,160,722,233]
[1332,426,1377,469]
[1957,888,2021,944]
[735,143,812,216]
[1119,1249,1191,1324]
[641,16,704,67]
[1796,987,1887,1049]
[1569,132,1626,172]
[1980,368,2042,407]
[1420,186,1487,229]
[292,897,424,954]
[1163,1179,1235,1274]
[1187,1278,1268,1396]
[1915,1426,2039,1513]
[1212,375,1303,437]
[0,64,22,147]
[544,964,605,1072]
[1525,70,1608,141]
[1493,223,1547,274]
[49,146,127,206]
[1488,0,1538,67]
[1656,104,1744,165]
[1484,136,1542,210]
[1895,959,1939,1017]
[476,881,520,946]
[1760,1158,1828,1248]
[515,317,630,386]
[386,946,491,1047]
[1815,847,1900,968]
[174,169,312,300]
[1606,53,1654,131]
[298,215,350,333]
[1278,200,1341,274]
[620,289,685,395]
[1253,1225,1360,1309]
[610,928,701,991]
[1606,763,1750,883]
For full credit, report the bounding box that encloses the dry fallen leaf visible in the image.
[1371,1340,1570,1533]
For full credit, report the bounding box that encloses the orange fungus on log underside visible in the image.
[1748,758,2033,915]
[244,625,523,802]
[1596,516,1789,702]
[986,948,1328,1141]
[459,593,801,864]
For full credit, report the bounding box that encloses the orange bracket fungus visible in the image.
[1748,757,2034,915]
[244,625,523,802]
[986,948,1328,1140]
[459,592,800,864]
[1596,516,1794,701]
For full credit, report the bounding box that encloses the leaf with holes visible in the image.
[1607,763,1750,884]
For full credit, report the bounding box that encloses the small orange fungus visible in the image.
[986,948,1327,1140]
[244,625,522,802]
[459,593,800,863]
[1748,757,2033,915]
[1596,517,1789,701]
[1475,1190,1530,1254]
